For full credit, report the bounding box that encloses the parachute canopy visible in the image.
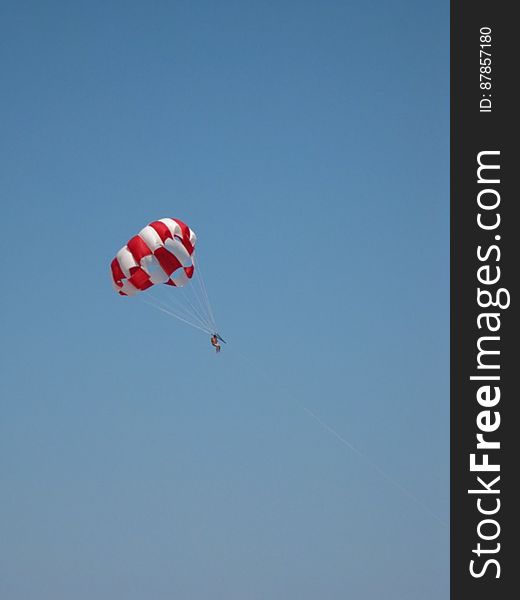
[110,217,218,336]
[110,217,197,297]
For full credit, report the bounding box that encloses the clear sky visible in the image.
[1,1,449,598]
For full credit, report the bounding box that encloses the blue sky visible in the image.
[1,1,449,598]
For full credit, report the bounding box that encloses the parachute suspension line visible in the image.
[159,291,213,334]
[143,258,217,337]
[140,297,212,335]
[148,289,211,333]
[157,277,214,333]
[178,273,214,333]
[193,254,217,332]
[177,285,214,333]
[143,293,206,332]
[195,256,216,330]
[186,259,214,332]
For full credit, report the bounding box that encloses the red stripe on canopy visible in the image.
[154,246,182,276]
[150,221,173,243]
[111,258,125,286]
[128,267,153,291]
[173,219,194,254]
[127,235,152,263]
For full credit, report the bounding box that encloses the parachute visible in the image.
[110,217,217,335]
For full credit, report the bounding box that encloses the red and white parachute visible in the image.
[110,217,196,296]
[110,217,217,334]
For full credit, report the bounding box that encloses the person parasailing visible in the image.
[210,333,221,353]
